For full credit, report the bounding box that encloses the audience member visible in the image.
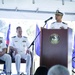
[47,65,70,75]
[34,66,48,75]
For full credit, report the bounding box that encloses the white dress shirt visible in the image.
[10,36,30,54]
[50,22,68,29]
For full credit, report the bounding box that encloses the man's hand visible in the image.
[10,46,18,55]
[0,52,4,56]
[14,48,18,55]
[60,26,64,29]
[15,49,18,55]
[26,50,30,54]
[0,48,6,57]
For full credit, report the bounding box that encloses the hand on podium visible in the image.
[60,26,64,29]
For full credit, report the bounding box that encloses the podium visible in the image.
[40,28,72,74]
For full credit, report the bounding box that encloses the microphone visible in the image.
[45,17,53,23]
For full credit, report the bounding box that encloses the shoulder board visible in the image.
[23,36,27,38]
[62,22,67,25]
[51,22,55,24]
[12,36,16,38]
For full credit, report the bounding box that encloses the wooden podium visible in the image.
[40,28,72,74]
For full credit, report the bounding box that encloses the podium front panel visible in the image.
[40,29,71,69]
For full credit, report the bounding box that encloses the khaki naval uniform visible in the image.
[0,37,11,75]
[9,36,31,75]
[50,22,68,29]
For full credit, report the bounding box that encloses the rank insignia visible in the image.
[15,41,18,42]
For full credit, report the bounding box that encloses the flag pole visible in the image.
[7,45,9,53]
[6,24,11,53]
[28,17,53,48]
[28,17,53,74]
[28,22,47,49]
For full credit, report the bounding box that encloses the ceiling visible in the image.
[0,0,75,21]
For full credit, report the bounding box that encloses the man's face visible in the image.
[16,28,22,36]
[55,14,62,21]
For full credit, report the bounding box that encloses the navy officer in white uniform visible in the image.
[50,10,73,74]
[50,10,68,29]
[9,26,31,75]
[0,36,11,75]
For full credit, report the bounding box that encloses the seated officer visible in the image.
[9,26,31,75]
[50,10,68,29]
[0,36,11,75]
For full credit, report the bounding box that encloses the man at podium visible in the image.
[50,10,68,29]
[49,10,72,75]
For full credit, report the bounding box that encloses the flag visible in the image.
[35,24,40,56]
[6,24,11,46]
[3,24,11,73]
[72,34,75,68]
[74,34,75,51]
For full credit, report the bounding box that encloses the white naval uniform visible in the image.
[0,37,11,74]
[9,36,31,75]
[50,22,72,75]
[50,22,68,29]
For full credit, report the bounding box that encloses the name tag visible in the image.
[15,41,18,42]
[22,40,26,42]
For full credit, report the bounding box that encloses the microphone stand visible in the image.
[28,21,47,74]
[28,17,53,49]
[28,21,47,49]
